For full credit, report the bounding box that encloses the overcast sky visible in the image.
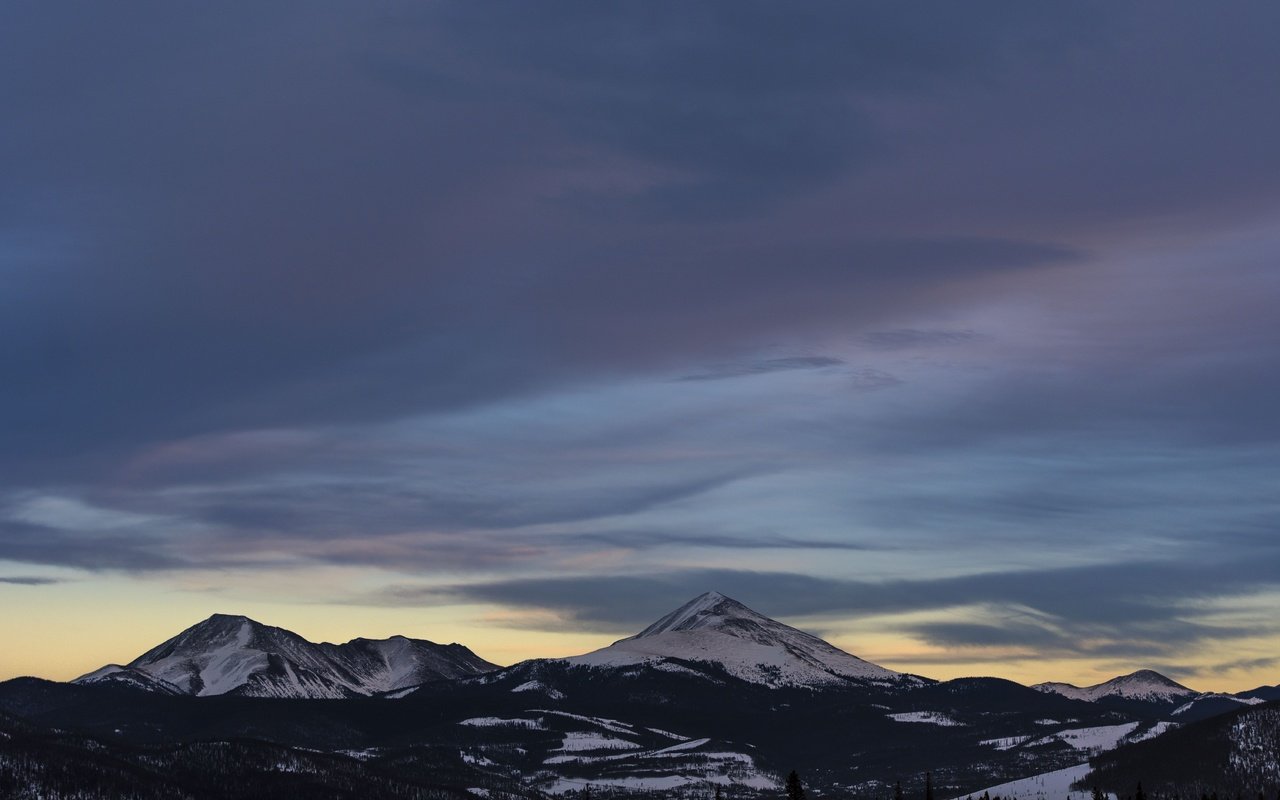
[3,1,1279,690]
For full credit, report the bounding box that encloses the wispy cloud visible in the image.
[0,575,64,586]
[677,356,846,382]
[394,561,1280,662]
[2,0,1280,683]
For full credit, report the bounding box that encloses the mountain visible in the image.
[561,591,921,688]
[5,596,1257,798]
[1170,692,1265,722]
[1033,670,1197,705]
[1237,684,1280,703]
[74,613,498,699]
[1084,700,1280,797]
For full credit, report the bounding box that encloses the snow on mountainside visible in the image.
[74,613,497,699]
[1171,692,1263,719]
[1032,670,1197,704]
[1085,701,1280,796]
[562,591,921,688]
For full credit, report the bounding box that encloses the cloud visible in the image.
[1,1,1279,685]
[861,330,980,349]
[0,576,64,586]
[677,356,846,382]
[0,520,192,572]
[398,560,1280,661]
[568,529,890,553]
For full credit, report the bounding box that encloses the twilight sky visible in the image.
[3,1,1279,690]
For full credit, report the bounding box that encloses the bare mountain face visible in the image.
[74,614,498,698]
[561,591,923,688]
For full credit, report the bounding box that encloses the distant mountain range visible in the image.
[1,591,1273,799]
[1033,670,1269,723]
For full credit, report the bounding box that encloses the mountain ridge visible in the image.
[74,612,498,699]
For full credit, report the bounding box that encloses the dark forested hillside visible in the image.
[0,710,492,800]
[1083,702,1280,798]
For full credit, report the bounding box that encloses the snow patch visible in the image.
[512,680,565,700]
[554,732,641,752]
[1027,722,1139,753]
[888,711,964,726]
[459,716,546,730]
[955,763,1112,800]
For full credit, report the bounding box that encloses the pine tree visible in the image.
[1094,787,1107,800]
[786,771,807,800]
[1134,783,1146,800]
[715,785,723,800]
[895,782,904,800]
[926,772,934,800]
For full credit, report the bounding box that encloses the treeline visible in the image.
[0,715,475,800]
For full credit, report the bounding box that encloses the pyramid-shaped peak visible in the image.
[569,590,917,688]
[633,591,761,638]
[202,612,255,625]
[1115,669,1183,685]
[191,613,277,634]
[1102,670,1195,695]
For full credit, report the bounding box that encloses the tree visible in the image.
[926,772,934,800]
[895,782,904,800]
[786,770,806,800]
[1093,787,1107,800]
[1134,783,1146,800]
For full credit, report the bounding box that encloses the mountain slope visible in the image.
[1170,692,1264,722]
[562,591,921,688]
[75,614,497,699]
[1084,700,1280,797]
[1033,670,1197,704]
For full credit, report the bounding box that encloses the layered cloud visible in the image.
[2,1,1279,682]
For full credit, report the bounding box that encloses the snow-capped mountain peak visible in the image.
[74,614,498,699]
[564,591,922,689]
[630,591,758,638]
[1033,669,1197,704]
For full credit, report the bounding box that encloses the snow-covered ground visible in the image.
[553,732,641,752]
[511,680,566,699]
[955,763,1112,800]
[1028,722,1140,753]
[542,769,779,795]
[888,711,965,726]
[980,735,1031,750]
[1129,721,1177,742]
[459,716,547,729]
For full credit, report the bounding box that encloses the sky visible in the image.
[2,1,1279,691]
